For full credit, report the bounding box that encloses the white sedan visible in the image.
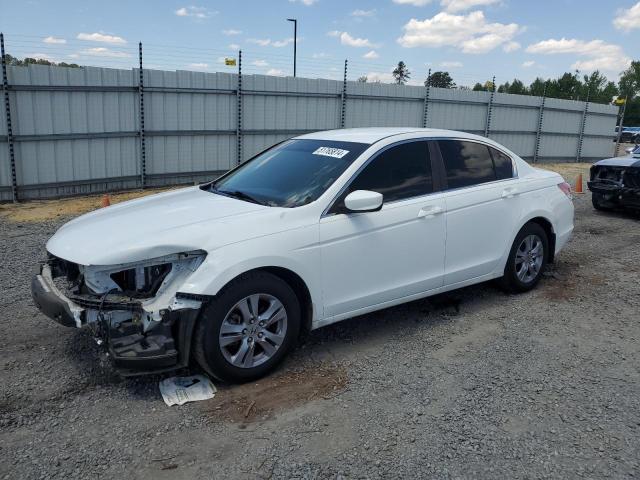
[32,128,574,382]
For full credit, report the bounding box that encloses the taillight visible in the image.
[557,182,572,199]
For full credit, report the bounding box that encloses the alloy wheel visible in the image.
[515,234,544,283]
[218,294,288,368]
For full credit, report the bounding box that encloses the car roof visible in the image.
[294,127,490,145]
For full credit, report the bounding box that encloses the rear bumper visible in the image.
[31,263,201,375]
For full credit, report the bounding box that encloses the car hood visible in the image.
[46,186,274,265]
[593,156,640,168]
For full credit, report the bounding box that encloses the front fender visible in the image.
[178,226,322,322]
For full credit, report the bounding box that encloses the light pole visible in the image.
[287,18,297,77]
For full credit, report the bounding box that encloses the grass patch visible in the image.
[0,187,178,223]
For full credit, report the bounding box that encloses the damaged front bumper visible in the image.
[588,164,640,209]
[31,255,206,376]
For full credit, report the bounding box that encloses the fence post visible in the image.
[340,59,347,128]
[422,68,431,128]
[576,88,590,162]
[533,82,547,164]
[484,75,495,137]
[1,33,18,202]
[236,50,243,165]
[614,99,627,157]
[138,42,146,188]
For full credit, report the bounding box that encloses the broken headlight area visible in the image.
[32,251,207,375]
[588,165,640,209]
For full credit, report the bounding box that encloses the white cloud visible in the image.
[252,59,269,67]
[188,62,209,70]
[328,31,377,48]
[228,43,240,50]
[247,38,300,48]
[441,0,500,12]
[222,29,242,36]
[248,38,272,46]
[267,68,285,76]
[613,2,640,31]
[43,36,66,44]
[522,60,535,68]
[77,32,127,44]
[526,37,631,72]
[175,6,216,19]
[80,47,132,58]
[363,50,379,59]
[397,10,520,54]
[272,38,294,47]
[440,60,463,68]
[352,9,376,17]
[392,0,432,6]
[247,38,293,47]
[503,41,520,52]
[365,71,396,83]
[288,0,317,5]
[312,52,329,58]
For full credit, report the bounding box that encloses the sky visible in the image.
[1,0,640,87]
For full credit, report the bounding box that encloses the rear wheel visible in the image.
[500,223,548,293]
[193,271,300,383]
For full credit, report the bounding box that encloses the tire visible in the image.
[592,192,612,211]
[500,222,548,293]
[193,271,300,383]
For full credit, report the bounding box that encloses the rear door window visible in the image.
[438,140,496,189]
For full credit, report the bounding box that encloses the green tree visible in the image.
[507,79,528,95]
[392,61,411,85]
[472,80,495,92]
[4,53,80,68]
[618,62,640,126]
[546,71,582,100]
[619,61,640,99]
[529,78,548,97]
[580,71,617,103]
[357,75,368,83]
[426,71,455,88]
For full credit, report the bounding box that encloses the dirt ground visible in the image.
[1,170,639,479]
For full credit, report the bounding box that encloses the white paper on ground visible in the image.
[159,375,216,406]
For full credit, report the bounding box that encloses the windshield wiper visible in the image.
[212,187,266,205]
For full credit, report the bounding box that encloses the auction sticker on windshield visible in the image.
[313,147,350,159]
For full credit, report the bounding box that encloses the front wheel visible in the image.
[592,192,613,211]
[193,271,300,383]
[500,223,548,293]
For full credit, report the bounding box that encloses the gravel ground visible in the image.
[1,191,639,480]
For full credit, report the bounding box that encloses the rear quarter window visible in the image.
[489,147,515,180]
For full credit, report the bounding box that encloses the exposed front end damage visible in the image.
[588,158,640,210]
[31,251,207,375]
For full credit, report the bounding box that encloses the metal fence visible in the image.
[0,44,620,201]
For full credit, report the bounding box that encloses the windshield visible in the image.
[209,139,369,207]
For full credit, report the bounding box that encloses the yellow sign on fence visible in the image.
[225,58,236,66]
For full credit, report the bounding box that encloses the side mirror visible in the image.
[344,190,383,213]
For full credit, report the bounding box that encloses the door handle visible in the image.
[501,187,519,199]
[417,205,444,218]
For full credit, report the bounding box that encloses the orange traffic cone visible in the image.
[101,193,111,207]
[574,174,584,194]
